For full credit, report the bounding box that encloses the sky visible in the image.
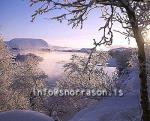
[0,0,137,49]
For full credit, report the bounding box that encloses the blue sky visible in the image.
[0,0,137,48]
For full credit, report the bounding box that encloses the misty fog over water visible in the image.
[21,50,117,86]
[35,51,86,83]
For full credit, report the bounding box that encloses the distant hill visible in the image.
[49,45,87,52]
[6,38,49,50]
[49,45,72,51]
[79,48,91,53]
[5,38,92,53]
[15,53,43,62]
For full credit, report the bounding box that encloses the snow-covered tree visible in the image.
[109,48,133,73]
[11,54,47,111]
[58,53,118,92]
[0,38,14,111]
[0,38,47,112]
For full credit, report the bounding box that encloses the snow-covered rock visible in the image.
[0,110,54,121]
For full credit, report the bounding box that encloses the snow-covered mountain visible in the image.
[6,38,49,50]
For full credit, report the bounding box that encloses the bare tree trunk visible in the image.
[126,8,150,121]
[136,32,150,121]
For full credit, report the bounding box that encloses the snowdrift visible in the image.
[0,110,54,121]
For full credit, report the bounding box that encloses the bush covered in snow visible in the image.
[58,53,118,92]
[109,48,133,73]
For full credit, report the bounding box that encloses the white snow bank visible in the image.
[69,94,141,121]
[121,69,140,95]
[69,69,141,121]
[0,110,54,121]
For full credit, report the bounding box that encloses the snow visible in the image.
[103,67,117,77]
[69,95,140,121]
[106,57,118,67]
[0,110,54,121]
[69,68,141,121]
[95,65,117,77]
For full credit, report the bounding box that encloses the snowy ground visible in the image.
[0,110,54,121]
[69,68,141,121]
